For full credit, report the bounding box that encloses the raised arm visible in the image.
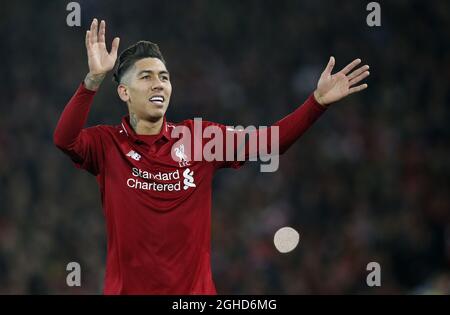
[53,19,119,174]
[272,57,370,153]
[220,57,370,167]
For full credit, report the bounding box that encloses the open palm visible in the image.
[314,57,370,106]
[85,19,120,75]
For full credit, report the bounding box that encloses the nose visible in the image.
[152,78,164,91]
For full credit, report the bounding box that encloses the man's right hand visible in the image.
[84,18,120,91]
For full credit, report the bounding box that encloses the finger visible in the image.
[85,30,90,49]
[99,20,106,44]
[347,65,369,81]
[349,70,370,86]
[340,58,361,75]
[348,83,368,95]
[89,20,94,45]
[110,37,120,58]
[322,56,335,76]
[90,18,98,43]
[89,19,95,44]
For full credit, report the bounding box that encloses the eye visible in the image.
[161,75,169,81]
[142,75,150,80]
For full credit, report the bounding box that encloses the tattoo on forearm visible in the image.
[130,112,139,132]
[84,73,106,91]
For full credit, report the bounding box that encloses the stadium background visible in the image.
[0,0,448,294]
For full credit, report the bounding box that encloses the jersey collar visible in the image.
[120,115,171,144]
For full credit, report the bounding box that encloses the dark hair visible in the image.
[113,41,166,84]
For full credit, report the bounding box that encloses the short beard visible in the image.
[144,112,164,123]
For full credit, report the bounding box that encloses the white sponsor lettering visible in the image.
[127,168,195,192]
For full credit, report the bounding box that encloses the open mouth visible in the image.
[149,96,164,105]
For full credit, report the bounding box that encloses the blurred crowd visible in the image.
[0,0,449,294]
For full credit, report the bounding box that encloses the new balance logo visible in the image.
[126,150,141,161]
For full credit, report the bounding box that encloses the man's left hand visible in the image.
[314,57,370,107]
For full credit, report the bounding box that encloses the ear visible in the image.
[117,84,130,102]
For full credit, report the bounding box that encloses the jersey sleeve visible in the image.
[66,126,106,175]
[53,83,106,176]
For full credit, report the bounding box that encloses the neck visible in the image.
[129,112,163,135]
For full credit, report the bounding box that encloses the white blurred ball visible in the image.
[273,227,300,253]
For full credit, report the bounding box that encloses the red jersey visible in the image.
[53,83,326,294]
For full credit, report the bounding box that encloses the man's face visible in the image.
[118,57,172,122]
